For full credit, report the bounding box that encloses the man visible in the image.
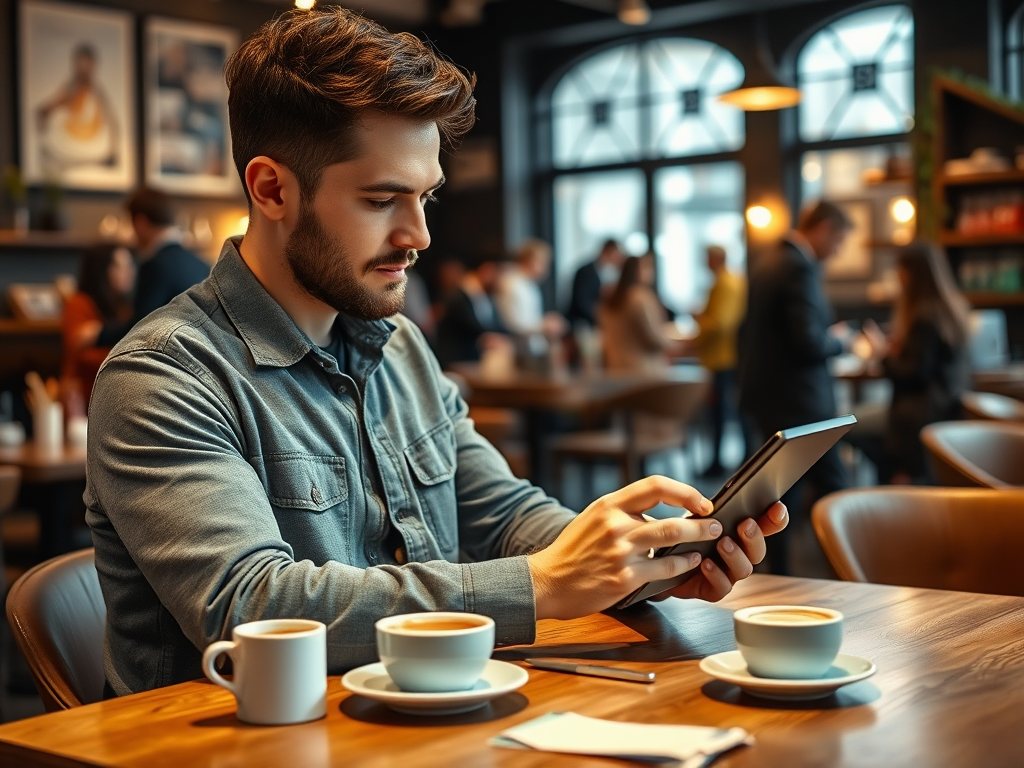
[567,238,624,329]
[86,8,786,696]
[97,187,210,346]
[693,245,747,477]
[434,251,511,368]
[495,239,566,353]
[738,200,853,575]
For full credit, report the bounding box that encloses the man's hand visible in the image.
[527,476,786,620]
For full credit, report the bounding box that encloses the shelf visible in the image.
[0,230,125,250]
[939,231,1024,247]
[865,240,912,249]
[938,169,1024,187]
[964,291,1024,307]
[0,318,62,335]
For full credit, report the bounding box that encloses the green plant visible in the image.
[2,165,26,205]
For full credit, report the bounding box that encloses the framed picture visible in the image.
[7,283,64,322]
[18,0,136,191]
[825,200,873,279]
[145,17,240,197]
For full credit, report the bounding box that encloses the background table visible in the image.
[2,574,1023,767]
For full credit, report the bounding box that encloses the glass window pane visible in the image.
[798,4,914,142]
[554,170,647,312]
[653,162,745,313]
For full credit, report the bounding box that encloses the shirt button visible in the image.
[395,547,407,565]
[337,384,347,394]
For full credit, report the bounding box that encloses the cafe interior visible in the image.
[1,0,1024,765]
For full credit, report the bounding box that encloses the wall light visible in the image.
[618,0,651,26]
[294,0,316,9]
[746,205,773,229]
[891,197,915,223]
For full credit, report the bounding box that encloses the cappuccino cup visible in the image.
[733,605,843,679]
[375,612,494,693]
[202,619,327,725]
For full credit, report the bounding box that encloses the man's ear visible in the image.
[245,156,297,223]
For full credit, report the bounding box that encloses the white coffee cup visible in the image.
[202,619,327,725]
[375,612,494,693]
[733,605,843,679]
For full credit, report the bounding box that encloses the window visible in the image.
[797,5,914,142]
[1009,4,1024,99]
[547,38,746,315]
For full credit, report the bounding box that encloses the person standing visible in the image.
[693,245,747,477]
[599,254,675,374]
[738,200,852,575]
[567,239,624,329]
[495,239,566,359]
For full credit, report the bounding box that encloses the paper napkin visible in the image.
[491,712,752,767]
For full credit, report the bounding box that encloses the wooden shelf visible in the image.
[0,318,61,335]
[0,230,125,250]
[964,291,1024,307]
[938,169,1024,187]
[939,231,1024,247]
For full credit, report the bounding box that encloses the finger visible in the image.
[603,475,712,518]
[633,551,702,585]
[716,536,754,583]
[734,517,767,565]
[693,558,734,601]
[629,516,722,550]
[757,502,789,536]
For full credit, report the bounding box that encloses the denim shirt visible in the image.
[85,238,576,695]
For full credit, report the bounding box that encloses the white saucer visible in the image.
[341,659,528,715]
[699,651,876,701]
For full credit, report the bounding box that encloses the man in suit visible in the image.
[434,252,511,368]
[738,200,853,575]
[567,239,624,329]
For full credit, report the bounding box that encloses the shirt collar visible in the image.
[210,237,394,369]
[783,231,818,265]
[140,228,183,260]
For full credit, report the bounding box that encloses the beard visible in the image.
[283,200,418,321]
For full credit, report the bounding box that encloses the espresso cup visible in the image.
[733,605,843,679]
[375,612,494,693]
[202,619,327,725]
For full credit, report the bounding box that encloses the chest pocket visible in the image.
[403,421,457,550]
[261,453,348,512]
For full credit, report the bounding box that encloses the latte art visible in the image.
[747,609,836,625]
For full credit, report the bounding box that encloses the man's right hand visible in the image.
[527,476,720,620]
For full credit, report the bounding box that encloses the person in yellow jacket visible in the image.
[694,245,747,476]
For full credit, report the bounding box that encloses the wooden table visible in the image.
[0,440,87,558]
[3,574,1023,767]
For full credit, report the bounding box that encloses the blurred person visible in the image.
[599,254,676,373]
[738,200,853,575]
[62,244,135,404]
[852,243,971,483]
[568,239,624,329]
[85,8,785,697]
[693,245,748,477]
[495,239,567,355]
[401,268,435,343]
[435,252,512,368]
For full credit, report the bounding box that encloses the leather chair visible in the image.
[921,420,1024,488]
[551,378,709,497]
[5,548,106,711]
[812,487,1024,596]
[960,390,1024,421]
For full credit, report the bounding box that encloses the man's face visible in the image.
[806,222,850,261]
[283,112,443,321]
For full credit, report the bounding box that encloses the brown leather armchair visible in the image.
[921,420,1024,488]
[960,391,1024,421]
[5,548,106,711]
[813,487,1024,596]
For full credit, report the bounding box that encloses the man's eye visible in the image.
[368,199,394,210]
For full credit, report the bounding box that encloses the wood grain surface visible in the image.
[2,574,1023,768]
[0,442,87,483]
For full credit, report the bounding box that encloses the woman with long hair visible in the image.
[63,243,135,404]
[599,254,674,373]
[860,241,971,482]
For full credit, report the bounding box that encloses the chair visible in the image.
[551,378,709,496]
[960,390,1024,421]
[5,548,106,711]
[921,420,1024,488]
[812,487,1024,597]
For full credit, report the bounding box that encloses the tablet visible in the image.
[615,414,857,609]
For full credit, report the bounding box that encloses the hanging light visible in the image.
[294,0,316,9]
[718,15,800,111]
[618,0,650,26]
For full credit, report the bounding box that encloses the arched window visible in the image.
[547,38,747,313]
[798,4,914,142]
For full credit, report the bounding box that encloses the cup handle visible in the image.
[202,640,238,696]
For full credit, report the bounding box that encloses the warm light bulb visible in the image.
[237,215,250,234]
[891,198,915,223]
[746,205,773,229]
[294,0,316,9]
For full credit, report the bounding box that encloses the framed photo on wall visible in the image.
[18,0,136,191]
[824,199,873,279]
[145,17,240,197]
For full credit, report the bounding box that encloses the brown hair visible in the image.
[890,242,971,353]
[797,200,853,233]
[224,7,476,203]
[77,244,133,322]
[607,254,650,310]
[125,187,176,227]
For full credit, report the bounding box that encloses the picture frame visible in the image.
[825,199,873,279]
[18,0,136,191]
[7,283,64,322]
[144,17,240,197]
